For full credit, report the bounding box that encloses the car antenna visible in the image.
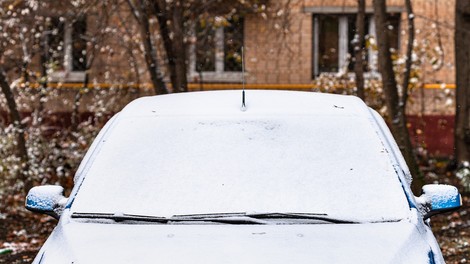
[241,46,247,112]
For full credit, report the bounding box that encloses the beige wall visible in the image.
[30,0,455,87]
[244,0,455,85]
[11,0,455,87]
[413,0,455,84]
[245,1,312,84]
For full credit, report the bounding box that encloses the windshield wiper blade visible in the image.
[72,212,169,223]
[71,212,357,224]
[169,212,356,224]
[72,212,267,224]
[246,213,358,224]
[170,213,268,225]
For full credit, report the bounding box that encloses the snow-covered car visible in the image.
[26,90,461,263]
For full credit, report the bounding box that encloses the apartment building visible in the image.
[5,0,456,154]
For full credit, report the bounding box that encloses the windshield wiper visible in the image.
[71,212,267,224]
[245,213,358,224]
[169,213,268,224]
[71,212,357,224]
[172,212,357,224]
[72,212,169,223]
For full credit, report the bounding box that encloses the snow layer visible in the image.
[26,185,65,211]
[71,90,410,222]
[118,90,373,118]
[37,221,432,264]
[422,184,461,210]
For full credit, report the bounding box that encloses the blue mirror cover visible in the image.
[25,186,65,217]
[429,192,461,210]
[26,193,56,212]
[421,184,462,219]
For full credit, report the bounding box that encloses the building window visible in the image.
[46,16,87,81]
[195,22,216,72]
[46,17,65,72]
[223,18,244,72]
[190,17,244,82]
[312,13,399,77]
[71,17,87,71]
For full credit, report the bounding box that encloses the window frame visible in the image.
[47,16,87,82]
[308,6,403,78]
[188,19,245,83]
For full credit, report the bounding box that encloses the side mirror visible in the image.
[417,184,462,220]
[25,185,68,220]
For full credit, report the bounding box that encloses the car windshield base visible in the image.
[71,212,360,225]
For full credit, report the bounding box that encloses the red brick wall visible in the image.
[408,115,454,157]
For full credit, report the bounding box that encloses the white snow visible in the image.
[70,91,410,222]
[119,90,366,117]
[422,184,460,205]
[38,221,431,264]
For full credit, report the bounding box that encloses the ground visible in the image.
[432,195,470,263]
[0,210,54,264]
[426,159,470,263]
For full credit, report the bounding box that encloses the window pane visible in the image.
[196,20,216,72]
[47,17,65,71]
[348,15,369,71]
[387,13,400,51]
[318,15,339,73]
[224,17,244,72]
[72,17,87,71]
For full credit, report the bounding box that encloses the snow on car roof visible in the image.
[119,90,370,117]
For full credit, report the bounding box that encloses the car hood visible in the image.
[36,220,435,264]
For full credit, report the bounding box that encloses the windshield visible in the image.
[71,115,410,222]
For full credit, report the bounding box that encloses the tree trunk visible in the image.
[402,0,414,110]
[170,0,188,93]
[153,1,178,92]
[34,32,49,127]
[354,0,365,100]
[373,0,421,192]
[139,11,168,95]
[402,0,424,190]
[153,0,188,93]
[0,67,32,194]
[455,0,470,163]
[127,0,168,95]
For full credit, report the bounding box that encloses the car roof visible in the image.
[119,90,371,118]
[69,90,413,221]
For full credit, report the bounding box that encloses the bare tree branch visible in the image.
[354,0,365,100]
[401,0,414,110]
[373,0,421,191]
[126,0,168,94]
[0,66,32,194]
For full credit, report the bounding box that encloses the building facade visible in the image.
[40,0,455,87]
[2,0,457,155]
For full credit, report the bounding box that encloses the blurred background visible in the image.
[0,0,469,263]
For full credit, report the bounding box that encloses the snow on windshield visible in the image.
[71,115,410,222]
